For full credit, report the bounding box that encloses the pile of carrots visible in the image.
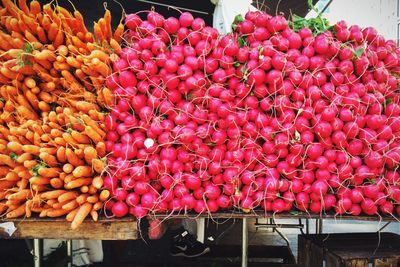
[0,0,121,229]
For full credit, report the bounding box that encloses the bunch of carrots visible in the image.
[0,0,122,229]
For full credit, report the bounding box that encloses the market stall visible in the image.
[0,0,400,266]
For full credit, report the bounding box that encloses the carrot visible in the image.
[29,176,51,185]
[62,163,74,174]
[36,26,47,43]
[47,23,59,41]
[22,144,40,155]
[65,178,92,189]
[62,132,79,147]
[7,141,23,153]
[83,146,97,165]
[0,155,16,167]
[56,147,67,163]
[104,9,112,39]
[70,130,90,144]
[93,22,104,41]
[76,194,88,205]
[50,178,63,189]
[92,159,105,174]
[66,207,79,222]
[113,22,124,43]
[0,203,8,214]
[96,142,106,157]
[66,56,82,69]
[71,202,92,229]
[0,166,11,176]
[99,189,110,202]
[66,148,84,166]
[85,126,103,143]
[80,185,89,193]
[87,195,98,204]
[90,210,98,221]
[40,190,66,200]
[5,172,20,181]
[29,0,41,16]
[7,189,32,201]
[40,147,57,154]
[39,152,59,167]
[53,30,65,48]
[39,209,48,217]
[75,101,99,113]
[86,185,96,195]
[90,58,110,77]
[110,38,122,54]
[25,90,40,110]
[17,106,38,120]
[37,167,60,178]
[93,201,102,211]
[62,199,78,211]
[58,191,78,203]
[16,177,28,190]
[6,203,26,218]
[72,166,93,178]
[25,200,32,218]
[47,209,69,217]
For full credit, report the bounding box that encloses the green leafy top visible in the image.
[290,0,333,36]
[290,14,332,36]
[353,47,365,59]
[231,14,245,31]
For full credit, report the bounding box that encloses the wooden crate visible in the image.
[298,232,400,267]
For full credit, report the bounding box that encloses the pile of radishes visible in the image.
[104,10,400,218]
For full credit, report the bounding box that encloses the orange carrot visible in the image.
[62,199,78,211]
[65,178,92,189]
[47,209,69,217]
[76,194,89,205]
[96,142,106,157]
[66,207,79,222]
[72,166,93,178]
[71,202,92,229]
[92,159,105,174]
[50,178,63,189]
[40,190,66,200]
[7,141,23,153]
[70,130,90,144]
[90,210,98,221]
[37,167,60,178]
[99,190,110,202]
[66,148,84,167]
[6,203,26,218]
[83,146,97,165]
[29,176,51,185]
[56,147,67,163]
[39,152,59,167]
[7,189,32,201]
[22,144,40,155]
[58,191,78,203]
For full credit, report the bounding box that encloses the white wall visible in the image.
[307,0,398,41]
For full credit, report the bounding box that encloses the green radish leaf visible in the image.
[9,152,18,162]
[354,47,365,58]
[385,98,393,105]
[238,37,247,48]
[233,14,244,24]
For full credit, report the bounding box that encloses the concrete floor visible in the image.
[209,218,400,261]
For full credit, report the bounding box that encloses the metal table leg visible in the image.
[196,218,205,243]
[316,219,323,234]
[33,239,42,267]
[242,218,248,267]
[67,240,73,267]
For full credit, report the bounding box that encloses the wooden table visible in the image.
[1,212,399,267]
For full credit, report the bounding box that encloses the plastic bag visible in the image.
[212,0,258,34]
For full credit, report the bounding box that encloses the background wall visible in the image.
[307,0,398,40]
